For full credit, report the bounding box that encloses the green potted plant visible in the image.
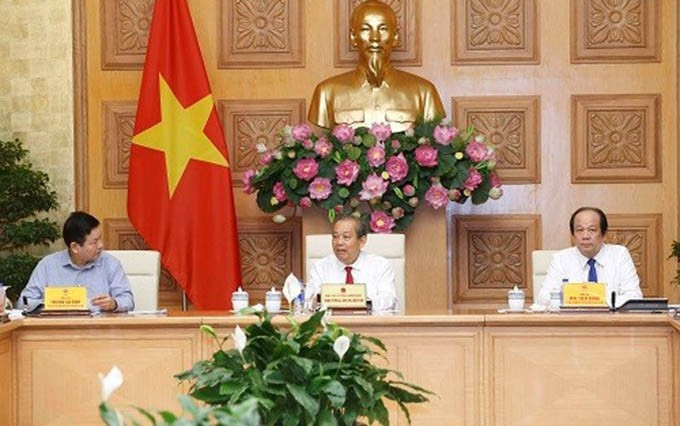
[0,138,60,302]
[99,309,433,425]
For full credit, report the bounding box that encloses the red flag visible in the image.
[128,0,241,310]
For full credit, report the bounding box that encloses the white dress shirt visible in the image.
[537,243,642,307]
[307,251,398,310]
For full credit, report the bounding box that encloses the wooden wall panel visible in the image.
[453,215,541,304]
[571,0,661,63]
[452,96,541,183]
[100,0,153,69]
[572,94,661,183]
[218,0,305,68]
[451,0,539,65]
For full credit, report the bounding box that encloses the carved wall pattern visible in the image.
[335,0,420,67]
[572,94,660,183]
[219,99,306,186]
[452,0,538,64]
[101,0,154,69]
[219,0,304,68]
[237,217,302,304]
[606,214,662,296]
[453,96,540,183]
[571,0,660,63]
[453,215,541,304]
[102,101,136,188]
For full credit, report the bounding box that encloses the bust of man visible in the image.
[308,0,445,132]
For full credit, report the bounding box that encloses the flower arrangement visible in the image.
[98,309,432,425]
[243,119,502,232]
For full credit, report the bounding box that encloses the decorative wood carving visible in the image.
[571,94,660,183]
[571,0,660,63]
[452,215,541,303]
[101,0,154,70]
[102,101,136,188]
[218,99,306,186]
[334,0,421,67]
[219,0,305,68]
[237,217,302,304]
[606,214,662,297]
[103,219,183,307]
[453,96,540,184]
[451,0,539,65]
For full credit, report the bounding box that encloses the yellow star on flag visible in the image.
[132,74,228,196]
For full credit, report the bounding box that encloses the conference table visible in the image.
[1,309,679,425]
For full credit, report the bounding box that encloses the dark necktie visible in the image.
[344,266,354,284]
[587,258,598,282]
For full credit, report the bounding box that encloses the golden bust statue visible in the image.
[308,0,445,132]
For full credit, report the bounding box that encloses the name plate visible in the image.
[320,283,367,309]
[44,286,88,311]
[562,283,607,306]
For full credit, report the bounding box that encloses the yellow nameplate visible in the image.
[320,283,367,309]
[44,286,88,311]
[562,283,607,306]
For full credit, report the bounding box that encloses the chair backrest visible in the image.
[107,250,161,311]
[531,250,559,302]
[305,234,406,314]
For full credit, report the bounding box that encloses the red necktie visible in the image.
[344,266,354,284]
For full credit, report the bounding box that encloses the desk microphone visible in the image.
[610,291,616,312]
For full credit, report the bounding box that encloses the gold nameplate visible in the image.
[562,283,607,306]
[320,283,367,309]
[44,286,88,311]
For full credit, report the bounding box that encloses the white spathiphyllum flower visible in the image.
[320,306,331,331]
[272,214,287,224]
[232,325,247,354]
[251,303,264,312]
[333,335,350,360]
[98,366,123,402]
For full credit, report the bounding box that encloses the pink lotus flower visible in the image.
[302,139,314,150]
[489,172,502,188]
[370,210,396,233]
[359,173,388,200]
[332,124,355,143]
[385,153,409,182]
[260,152,273,165]
[414,145,438,167]
[309,177,332,200]
[391,207,405,219]
[433,125,459,145]
[465,141,489,162]
[464,168,483,191]
[273,181,287,202]
[293,158,319,181]
[335,160,360,186]
[370,123,392,142]
[314,136,333,158]
[367,144,386,168]
[299,196,312,208]
[242,169,256,194]
[403,184,415,197]
[291,123,313,141]
[391,139,401,150]
[425,183,449,209]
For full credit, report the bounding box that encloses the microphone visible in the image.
[610,291,616,312]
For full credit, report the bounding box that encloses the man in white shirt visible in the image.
[307,215,399,311]
[538,207,643,307]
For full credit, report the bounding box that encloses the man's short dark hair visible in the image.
[569,206,608,235]
[63,211,100,246]
[336,214,369,239]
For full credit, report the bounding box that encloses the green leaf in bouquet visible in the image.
[338,187,350,198]
[393,186,404,199]
[345,145,362,161]
[362,133,377,148]
[471,179,492,205]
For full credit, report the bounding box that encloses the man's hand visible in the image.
[90,295,117,312]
